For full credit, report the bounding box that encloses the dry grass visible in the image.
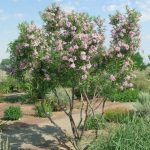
[133,68,150,92]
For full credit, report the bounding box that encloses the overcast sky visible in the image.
[0,0,150,62]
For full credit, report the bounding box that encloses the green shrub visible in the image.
[46,88,70,111]
[104,108,134,123]
[85,114,105,130]
[135,92,150,118]
[4,106,22,120]
[138,92,150,105]
[89,118,150,150]
[133,69,150,93]
[107,88,139,102]
[35,100,52,117]
[0,96,4,103]
[0,76,18,93]
[0,76,27,94]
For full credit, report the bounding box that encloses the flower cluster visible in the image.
[12,22,51,82]
[57,12,104,80]
[108,7,141,90]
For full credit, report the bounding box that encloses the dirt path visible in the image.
[0,97,136,150]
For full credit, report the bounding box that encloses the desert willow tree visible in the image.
[41,4,105,149]
[99,7,141,113]
[9,4,140,150]
[9,4,104,149]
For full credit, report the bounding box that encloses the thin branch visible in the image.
[77,93,84,129]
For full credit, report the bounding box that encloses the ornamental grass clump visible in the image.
[4,106,22,120]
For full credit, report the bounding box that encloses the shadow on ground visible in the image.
[1,93,28,103]
[2,122,68,150]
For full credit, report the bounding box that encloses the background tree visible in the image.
[0,58,12,74]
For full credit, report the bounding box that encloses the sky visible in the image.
[0,0,150,62]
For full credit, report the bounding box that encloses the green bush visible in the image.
[107,88,139,102]
[35,100,52,117]
[135,92,150,118]
[89,118,150,150]
[104,108,134,123]
[0,76,19,93]
[46,88,70,111]
[4,106,22,120]
[0,96,4,103]
[133,69,150,93]
[0,76,28,94]
[85,114,105,130]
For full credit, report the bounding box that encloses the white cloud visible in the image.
[102,0,131,13]
[14,13,24,19]
[62,5,75,13]
[143,35,150,41]
[54,0,63,2]
[0,9,24,21]
[0,9,9,21]
[102,4,123,12]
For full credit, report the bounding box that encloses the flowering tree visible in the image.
[96,7,141,111]
[108,7,141,89]
[9,4,141,150]
[9,4,105,149]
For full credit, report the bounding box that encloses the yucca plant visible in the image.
[0,133,11,150]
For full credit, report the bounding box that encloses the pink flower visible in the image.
[74,44,79,49]
[68,47,75,52]
[19,63,26,70]
[68,58,74,62]
[70,63,76,68]
[124,61,130,68]
[44,55,50,61]
[44,74,50,81]
[115,47,120,52]
[33,40,40,47]
[120,86,124,90]
[122,43,129,50]
[110,75,116,81]
[123,81,128,87]
[32,50,38,57]
[117,53,123,58]
[121,29,126,33]
[129,31,135,38]
[125,75,131,81]
[66,22,72,28]
[80,51,87,60]
[27,24,37,33]
[83,43,88,49]
[55,40,63,51]
[28,34,35,40]
[29,68,33,73]
[62,56,68,61]
[71,26,76,31]
[82,74,87,80]
[86,63,92,69]
[81,66,86,72]
[112,30,116,37]
[128,83,134,88]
